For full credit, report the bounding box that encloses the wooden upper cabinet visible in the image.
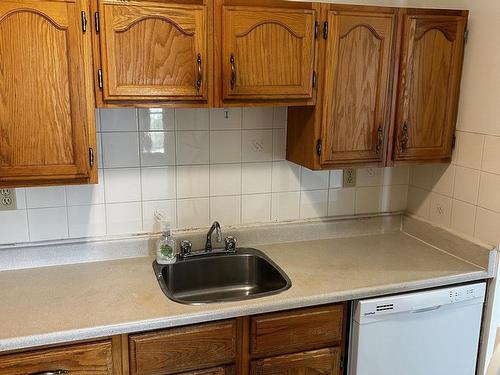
[0,0,96,187]
[95,0,211,105]
[216,0,318,106]
[392,9,468,163]
[321,7,396,167]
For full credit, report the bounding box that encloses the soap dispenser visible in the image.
[155,212,177,265]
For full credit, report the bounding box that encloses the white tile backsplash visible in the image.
[0,108,414,246]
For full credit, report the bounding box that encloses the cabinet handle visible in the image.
[29,370,69,375]
[196,53,202,91]
[376,124,384,154]
[400,122,409,152]
[230,53,236,90]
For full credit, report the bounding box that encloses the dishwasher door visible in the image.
[349,283,486,375]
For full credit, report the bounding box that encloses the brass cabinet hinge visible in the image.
[81,11,87,33]
[89,147,95,168]
[316,139,322,157]
[464,28,469,44]
[314,20,319,39]
[97,69,103,89]
[312,71,317,88]
[323,21,329,40]
[94,12,100,33]
[452,134,457,150]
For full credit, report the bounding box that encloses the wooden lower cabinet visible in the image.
[0,303,346,375]
[250,348,341,375]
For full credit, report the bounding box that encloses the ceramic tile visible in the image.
[142,200,177,232]
[455,131,484,169]
[301,168,329,191]
[384,185,409,212]
[328,188,355,216]
[175,108,209,130]
[96,133,103,169]
[28,207,68,241]
[210,196,241,225]
[141,167,176,201]
[407,186,431,219]
[271,191,300,221]
[383,166,410,186]
[66,170,105,206]
[482,135,500,175]
[177,198,210,228]
[431,164,455,197]
[478,172,500,213]
[26,186,66,209]
[210,164,242,196]
[242,107,274,129]
[429,193,452,227]
[176,131,209,165]
[104,168,141,203]
[329,170,343,188]
[242,129,273,162]
[475,208,500,246]
[176,165,209,199]
[300,190,328,219]
[95,110,101,132]
[140,131,176,166]
[210,108,242,130]
[273,107,287,128]
[0,210,29,244]
[273,129,286,161]
[451,200,476,238]
[13,189,26,210]
[357,168,384,187]
[453,166,480,204]
[410,165,434,190]
[272,161,301,192]
[210,130,242,163]
[138,108,174,131]
[241,162,272,194]
[101,132,140,168]
[68,205,106,238]
[241,194,271,224]
[106,202,142,235]
[99,108,138,132]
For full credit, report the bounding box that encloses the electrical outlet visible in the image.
[343,169,356,188]
[0,189,17,211]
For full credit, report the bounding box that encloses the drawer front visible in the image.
[129,320,237,375]
[0,340,114,375]
[250,348,341,375]
[250,304,344,358]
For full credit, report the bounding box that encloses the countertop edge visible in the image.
[0,269,489,353]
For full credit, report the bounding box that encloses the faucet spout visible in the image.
[205,221,222,251]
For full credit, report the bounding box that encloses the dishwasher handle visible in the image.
[412,305,442,314]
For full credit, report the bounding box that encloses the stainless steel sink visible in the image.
[153,248,291,305]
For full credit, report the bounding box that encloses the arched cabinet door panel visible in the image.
[221,3,317,101]
[0,0,96,187]
[97,0,209,102]
[393,9,467,162]
[320,8,396,166]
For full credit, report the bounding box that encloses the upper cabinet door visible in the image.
[393,10,467,162]
[320,7,396,167]
[0,0,95,187]
[98,0,209,102]
[220,2,317,102]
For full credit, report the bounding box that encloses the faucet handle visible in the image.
[180,240,192,257]
[224,236,237,252]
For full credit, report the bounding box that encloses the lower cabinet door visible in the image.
[250,348,341,375]
[0,341,114,375]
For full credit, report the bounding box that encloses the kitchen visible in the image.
[0,0,499,374]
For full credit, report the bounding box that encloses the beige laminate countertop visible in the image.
[0,231,490,352]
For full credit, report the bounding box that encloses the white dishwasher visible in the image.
[349,282,486,375]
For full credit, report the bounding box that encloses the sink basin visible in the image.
[153,248,291,305]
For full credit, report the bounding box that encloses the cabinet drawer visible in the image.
[250,348,341,375]
[250,304,344,358]
[129,320,237,375]
[0,340,114,375]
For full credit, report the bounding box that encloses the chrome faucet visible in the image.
[205,221,222,251]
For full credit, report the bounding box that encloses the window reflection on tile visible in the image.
[138,108,174,131]
[140,131,175,166]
